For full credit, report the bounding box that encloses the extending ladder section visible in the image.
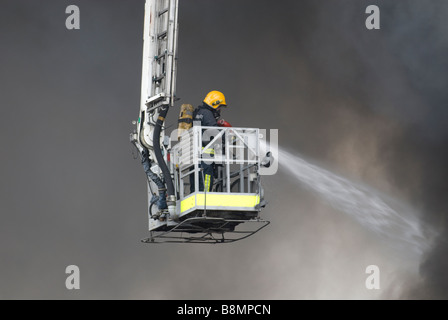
[140,0,179,112]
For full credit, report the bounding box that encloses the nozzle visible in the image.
[261,152,273,168]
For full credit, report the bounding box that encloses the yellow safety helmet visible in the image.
[203,91,227,109]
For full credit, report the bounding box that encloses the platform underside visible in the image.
[141,216,270,244]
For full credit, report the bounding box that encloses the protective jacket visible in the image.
[193,103,221,127]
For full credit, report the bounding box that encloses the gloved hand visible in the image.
[217,119,232,127]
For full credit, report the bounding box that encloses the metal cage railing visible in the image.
[173,126,261,199]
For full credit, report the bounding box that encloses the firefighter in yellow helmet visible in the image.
[190,91,229,193]
[195,91,227,126]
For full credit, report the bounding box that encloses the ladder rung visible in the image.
[153,75,165,82]
[158,31,167,39]
[159,8,169,16]
[155,53,166,61]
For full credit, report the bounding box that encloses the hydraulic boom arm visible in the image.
[131,0,179,215]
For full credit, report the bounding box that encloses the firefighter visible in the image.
[190,91,228,193]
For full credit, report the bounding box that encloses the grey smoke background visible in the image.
[0,0,447,299]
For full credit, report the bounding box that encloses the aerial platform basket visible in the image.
[142,126,269,244]
[142,217,270,244]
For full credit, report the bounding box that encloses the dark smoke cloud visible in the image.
[0,0,447,299]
